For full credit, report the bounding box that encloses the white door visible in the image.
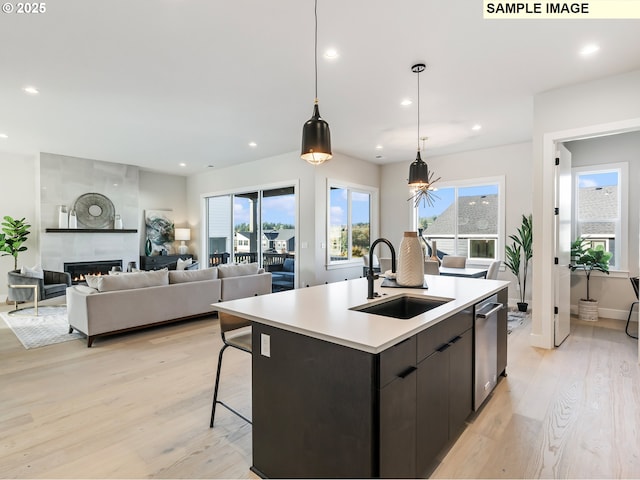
[554,144,572,346]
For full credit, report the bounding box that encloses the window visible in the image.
[327,182,376,265]
[414,177,504,264]
[572,163,627,270]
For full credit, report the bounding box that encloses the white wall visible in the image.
[139,170,189,256]
[564,131,640,319]
[0,152,39,299]
[380,142,533,304]
[186,150,380,287]
[532,68,640,349]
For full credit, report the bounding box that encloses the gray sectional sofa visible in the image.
[67,263,272,347]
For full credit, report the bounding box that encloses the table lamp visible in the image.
[175,228,191,255]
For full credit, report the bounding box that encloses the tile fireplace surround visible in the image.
[38,153,140,272]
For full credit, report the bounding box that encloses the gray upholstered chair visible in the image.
[424,260,440,275]
[7,269,72,307]
[486,260,502,280]
[210,312,252,427]
[441,255,467,268]
[362,254,380,276]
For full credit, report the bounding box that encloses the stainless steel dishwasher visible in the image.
[474,295,504,410]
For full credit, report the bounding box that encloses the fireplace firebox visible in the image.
[64,260,123,285]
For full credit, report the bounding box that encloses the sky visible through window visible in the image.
[577,171,618,188]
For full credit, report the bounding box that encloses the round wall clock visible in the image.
[73,193,116,229]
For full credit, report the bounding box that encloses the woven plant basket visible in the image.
[578,299,599,321]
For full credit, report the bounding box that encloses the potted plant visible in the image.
[0,216,31,270]
[569,237,612,321]
[504,214,533,312]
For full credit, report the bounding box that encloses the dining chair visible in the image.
[379,257,392,274]
[441,255,467,268]
[626,277,639,339]
[486,260,502,280]
[210,312,252,427]
[362,254,381,276]
[424,260,440,275]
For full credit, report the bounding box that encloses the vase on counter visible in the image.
[58,205,68,229]
[114,214,123,229]
[68,209,77,229]
[396,231,425,287]
[430,240,441,266]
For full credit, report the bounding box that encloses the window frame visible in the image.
[411,176,505,266]
[326,179,378,269]
[571,162,628,272]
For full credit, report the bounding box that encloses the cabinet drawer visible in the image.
[417,309,472,362]
[379,336,416,388]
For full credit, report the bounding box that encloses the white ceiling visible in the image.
[1,0,639,176]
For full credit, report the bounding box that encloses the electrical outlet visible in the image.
[261,333,271,357]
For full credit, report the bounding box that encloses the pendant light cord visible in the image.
[416,69,421,151]
[314,0,318,102]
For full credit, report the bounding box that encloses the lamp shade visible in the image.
[175,228,191,242]
[301,104,332,165]
[408,151,429,187]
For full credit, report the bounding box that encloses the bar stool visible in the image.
[626,277,639,339]
[209,312,252,427]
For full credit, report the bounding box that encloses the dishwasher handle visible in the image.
[476,303,504,318]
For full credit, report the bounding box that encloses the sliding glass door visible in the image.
[206,185,296,291]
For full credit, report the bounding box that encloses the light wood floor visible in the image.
[1,298,638,479]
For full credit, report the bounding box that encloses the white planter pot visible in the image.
[579,299,599,321]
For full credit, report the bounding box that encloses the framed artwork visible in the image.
[145,210,175,254]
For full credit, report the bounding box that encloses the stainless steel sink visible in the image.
[350,294,452,319]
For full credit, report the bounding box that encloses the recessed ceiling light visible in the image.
[23,86,39,95]
[471,124,482,131]
[249,142,257,147]
[0,133,8,139]
[580,44,600,56]
[324,49,339,59]
[401,99,412,106]
[375,145,383,150]
[113,183,119,187]
[179,162,186,167]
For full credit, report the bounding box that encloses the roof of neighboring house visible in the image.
[577,186,618,235]
[424,194,498,236]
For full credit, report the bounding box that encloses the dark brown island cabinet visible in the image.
[250,287,508,479]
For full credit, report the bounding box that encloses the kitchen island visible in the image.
[215,274,509,479]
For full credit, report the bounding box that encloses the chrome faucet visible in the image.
[367,238,396,299]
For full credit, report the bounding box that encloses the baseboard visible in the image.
[570,304,638,322]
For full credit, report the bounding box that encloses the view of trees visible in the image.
[234,222,294,232]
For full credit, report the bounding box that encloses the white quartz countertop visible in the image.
[214,275,509,354]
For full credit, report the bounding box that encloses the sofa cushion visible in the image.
[73,285,99,294]
[93,270,169,292]
[176,257,193,270]
[169,267,218,284]
[217,262,260,278]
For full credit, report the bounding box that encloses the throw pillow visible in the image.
[217,262,259,278]
[85,274,101,289]
[176,258,193,270]
[169,267,217,284]
[20,265,44,279]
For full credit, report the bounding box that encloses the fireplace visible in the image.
[64,260,123,285]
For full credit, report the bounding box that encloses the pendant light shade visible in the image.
[301,102,332,164]
[301,0,332,165]
[408,150,429,187]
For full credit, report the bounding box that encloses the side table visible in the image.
[8,284,39,316]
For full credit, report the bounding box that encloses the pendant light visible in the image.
[301,0,332,165]
[407,63,440,207]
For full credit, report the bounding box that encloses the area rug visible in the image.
[0,306,83,349]
[507,310,529,334]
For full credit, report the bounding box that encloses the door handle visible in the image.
[448,335,462,344]
[397,366,417,379]
[437,343,451,353]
